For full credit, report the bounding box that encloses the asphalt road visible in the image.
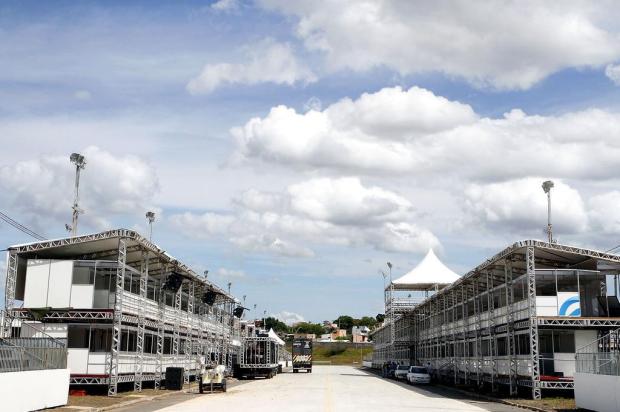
[118,366,525,412]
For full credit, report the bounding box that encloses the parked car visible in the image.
[394,365,410,380]
[407,366,431,384]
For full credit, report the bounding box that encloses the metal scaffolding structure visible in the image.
[2,229,240,396]
[371,240,620,399]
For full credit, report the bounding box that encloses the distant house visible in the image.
[331,329,347,340]
[294,333,316,340]
[352,326,370,343]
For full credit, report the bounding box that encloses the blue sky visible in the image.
[2,0,620,324]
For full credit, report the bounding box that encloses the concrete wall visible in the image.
[575,372,620,412]
[0,368,69,412]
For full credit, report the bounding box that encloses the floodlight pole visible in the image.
[146,211,155,241]
[387,262,394,362]
[69,153,86,237]
[542,180,554,243]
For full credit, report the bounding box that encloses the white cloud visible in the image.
[464,178,589,235]
[232,86,620,180]
[211,0,238,12]
[73,90,92,100]
[261,0,620,90]
[606,63,620,85]
[187,40,316,94]
[589,191,620,234]
[272,310,305,325]
[231,234,315,258]
[288,177,412,225]
[171,177,439,256]
[0,146,159,231]
[216,267,247,279]
[372,222,441,254]
[169,212,235,237]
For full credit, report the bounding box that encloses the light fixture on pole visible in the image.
[145,211,155,241]
[542,180,555,244]
[203,270,209,280]
[386,261,394,361]
[227,282,232,295]
[68,153,86,236]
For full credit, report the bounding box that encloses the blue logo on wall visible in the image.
[558,295,581,317]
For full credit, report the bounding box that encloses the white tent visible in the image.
[391,249,460,291]
[268,328,286,346]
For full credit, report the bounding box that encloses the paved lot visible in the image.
[123,366,524,412]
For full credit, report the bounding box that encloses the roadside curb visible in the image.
[435,385,549,412]
[65,389,192,412]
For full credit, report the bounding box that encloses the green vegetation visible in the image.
[312,344,374,365]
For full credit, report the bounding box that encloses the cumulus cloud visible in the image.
[271,310,305,325]
[211,0,238,12]
[187,40,316,94]
[464,178,589,235]
[232,86,620,180]
[606,63,620,85]
[216,267,247,279]
[288,177,412,225]
[260,0,620,90]
[589,191,620,234]
[0,146,159,231]
[231,234,315,257]
[171,177,439,256]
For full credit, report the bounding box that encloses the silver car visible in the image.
[407,366,431,384]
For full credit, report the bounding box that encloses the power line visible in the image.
[0,211,46,241]
[605,244,620,253]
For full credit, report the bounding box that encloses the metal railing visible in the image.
[0,315,68,373]
[575,328,620,376]
[0,338,67,372]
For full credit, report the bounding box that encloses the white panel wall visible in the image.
[47,260,73,307]
[575,372,620,412]
[67,348,89,374]
[70,285,94,309]
[0,368,69,412]
[575,330,598,350]
[23,260,50,308]
[536,296,558,316]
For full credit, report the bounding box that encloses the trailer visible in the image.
[292,338,312,373]
[236,334,282,379]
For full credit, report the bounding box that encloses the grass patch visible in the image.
[312,345,373,365]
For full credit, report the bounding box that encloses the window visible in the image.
[496,337,507,356]
[68,325,90,349]
[553,331,575,353]
[89,328,111,352]
[73,265,94,285]
[536,272,556,296]
[516,334,530,355]
[556,271,578,292]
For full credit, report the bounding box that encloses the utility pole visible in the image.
[542,180,554,243]
[68,153,86,236]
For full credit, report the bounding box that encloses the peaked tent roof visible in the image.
[391,249,460,290]
[268,328,285,346]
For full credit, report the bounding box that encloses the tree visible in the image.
[294,322,326,336]
[264,317,289,333]
[333,315,354,331]
[359,316,377,328]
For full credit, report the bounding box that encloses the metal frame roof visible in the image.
[8,228,234,301]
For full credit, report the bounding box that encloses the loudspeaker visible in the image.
[163,273,183,292]
[233,307,245,318]
[202,291,217,305]
[165,367,184,390]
